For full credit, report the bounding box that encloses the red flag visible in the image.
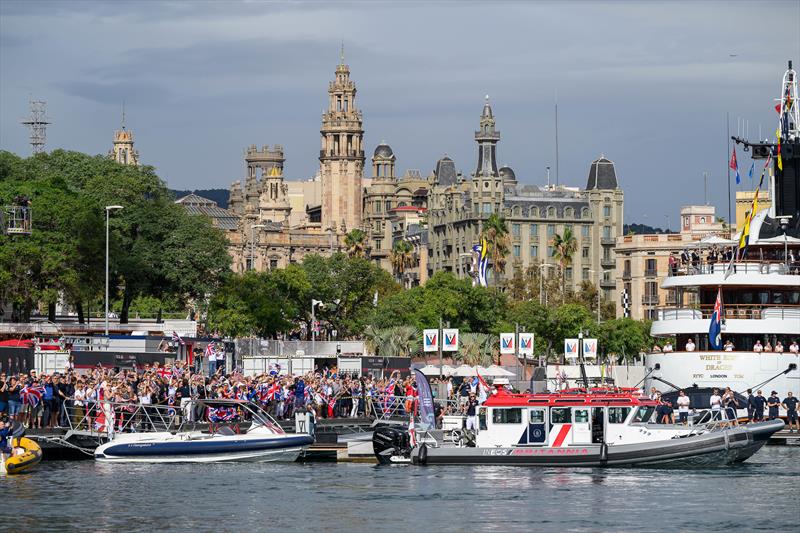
[476,371,490,392]
[775,102,782,114]
[729,147,737,170]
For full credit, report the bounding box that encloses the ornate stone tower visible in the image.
[472,96,503,216]
[258,165,291,226]
[320,48,365,233]
[109,127,139,166]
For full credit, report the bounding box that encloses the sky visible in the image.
[1,0,799,226]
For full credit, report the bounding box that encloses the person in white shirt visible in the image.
[723,340,734,352]
[774,341,784,353]
[790,341,800,354]
[709,389,723,420]
[676,390,691,425]
[685,339,696,352]
[663,342,674,353]
[753,340,764,352]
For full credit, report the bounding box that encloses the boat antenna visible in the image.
[578,331,589,390]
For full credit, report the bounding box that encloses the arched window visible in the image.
[581,207,590,219]
[529,206,539,217]
[564,207,573,218]
[512,206,521,217]
[547,206,556,218]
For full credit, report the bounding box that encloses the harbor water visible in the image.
[2,446,798,532]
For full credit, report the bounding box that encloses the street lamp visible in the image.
[104,205,123,336]
[311,299,324,354]
[777,216,792,270]
[250,224,267,271]
[538,263,557,306]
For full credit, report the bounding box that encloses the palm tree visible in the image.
[550,227,577,299]
[387,326,420,358]
[344,229,367,258]
[390,240,415,287]
[480,214,510,288]
[459,332,493,367]
[363,325,390,356]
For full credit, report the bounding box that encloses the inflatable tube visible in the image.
[11,421,26,438]
[418,443,428,466]
[4,437,42,475]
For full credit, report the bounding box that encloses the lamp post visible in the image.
[777,216,792,270]
[588,269,600,324]
[538,263,556,305]
[104,205,123,336]
[250,224,267,271]
[311,299,324,354]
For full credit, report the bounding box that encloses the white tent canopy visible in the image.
[691,235,735,247]
[417,364,456,376]
[755,234,800,244]
[453,364,478,377]
[483,364,515,377]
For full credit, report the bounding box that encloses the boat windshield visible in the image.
[632,406,656,423]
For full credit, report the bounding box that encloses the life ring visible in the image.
[418,443,428,466]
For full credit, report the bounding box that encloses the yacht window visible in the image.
[492,408,522,424]
[632,406,655,423]
[608,407,632,424]
[529,410,545,424]
[479,407,488,431]
[574,409,589,423]
[550,407,571,424]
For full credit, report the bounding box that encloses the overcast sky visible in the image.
[2,0,799,225]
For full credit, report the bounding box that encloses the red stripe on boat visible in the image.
[552,424,571,447]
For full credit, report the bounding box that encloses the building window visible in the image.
[375,201,382,213]
[603,247,612,261]
[547,206,556,218]
[645,258,657,276]
[582,247,589,258]
[530,224,538,237]
[603,205,611,217]
[582,207,590,219]
[581,225,590,238]
[582,267,589,280]
[530,245,539,258]
[547,224,555,236]
[564,207,573,218]
[512,223,520,236]
[547,245,554,258]
[375,240,382,251]
[565,267,573,280]
[482,203,492,214]
[269,259,278,270]
[529,207,539,217]
[602,226,611,239]
[513,245,521,257]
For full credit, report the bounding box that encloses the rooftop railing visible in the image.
[655,303,800,321]
[667,259,800,277]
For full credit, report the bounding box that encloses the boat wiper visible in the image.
[748,364,797,392]
[650,376,683,393]
[633,363,660,389]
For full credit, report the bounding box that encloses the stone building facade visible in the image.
[109,127,139,166]
[426,99,624,298]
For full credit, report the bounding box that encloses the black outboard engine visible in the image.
[372,426,411,465]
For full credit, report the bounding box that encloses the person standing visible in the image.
[676,390,691,425]
[767,391,781,420]
[709,388,722,420]
[722,387,739,425]
[782,392,798,433]
[745,389,755,422]
[752,390,767,421]
[465,393,479,432]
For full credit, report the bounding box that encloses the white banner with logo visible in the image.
[442,328,459,352]
[499,333,516,354]
[423,329,439,352]
[519,333,534,356]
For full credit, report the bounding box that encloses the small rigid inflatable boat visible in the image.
[1,423,43,475]
[94,401,313,464]
[374,383,785,468]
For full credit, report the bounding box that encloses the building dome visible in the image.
[373,142,394,159]
[435,155,457,186]
[499,166,516,183]
[586,155,618,190]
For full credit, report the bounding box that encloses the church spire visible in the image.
[474,95,500,178]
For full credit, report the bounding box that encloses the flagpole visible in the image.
[726,112,732,238]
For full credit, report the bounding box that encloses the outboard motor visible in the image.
[372,426,411,465]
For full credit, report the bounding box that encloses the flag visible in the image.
[475,371,490,395]
[413,369,435,431]
[747,161,754,183]
[776,126,783,171]
[708,288,723,350]
[171,331,185,345]
[736,154,770,260]
[730,147,741,185]
[267,382,281,401]
[20,385,44,407]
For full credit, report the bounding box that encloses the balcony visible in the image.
[600,279,615,288]
[642,295,660,306]
[601,237,615,245]
[622,269,632,281]
[601,258,616,268]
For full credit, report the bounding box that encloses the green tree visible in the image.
[550,227,577,299]
[598,318,653,362]
[480,213,510,288]
[343,229,367,258]
[390,239,415,287]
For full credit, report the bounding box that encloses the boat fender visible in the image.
[418,443,428,466]
[11,421,26,439]
[600,443,608,464]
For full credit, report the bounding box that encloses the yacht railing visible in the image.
[667,259,799,277]
[655,303,800,321]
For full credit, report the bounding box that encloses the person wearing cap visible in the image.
[767,391,781,420]
[782,392,798,432]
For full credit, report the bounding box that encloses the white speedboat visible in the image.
[94,400,313,463]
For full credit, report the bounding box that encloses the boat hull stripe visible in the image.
[552,424,571,447]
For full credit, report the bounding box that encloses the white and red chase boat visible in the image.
[373,385,783,467]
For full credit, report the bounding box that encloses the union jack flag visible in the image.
[171,331,185,345]
[208,407,236,422]
[267,382,281,401]
[20,384,44,407]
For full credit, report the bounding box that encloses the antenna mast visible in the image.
[21,98,50,154]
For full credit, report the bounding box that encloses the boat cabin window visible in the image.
[574,409,589,423]
[492,408,523,424]
[550,407,571,424]
[608,407,632,424]
[478,407,488,431]
[529,410,545,424]
[632,406,656,423]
